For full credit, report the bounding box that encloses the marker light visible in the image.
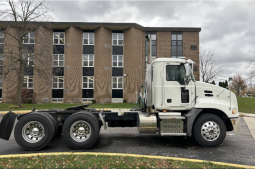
[232,108,237,114]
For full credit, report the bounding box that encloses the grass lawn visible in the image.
[237,97,255,114]
[0,97,254,114]
[0,154,243,169]
[0,103,136,111]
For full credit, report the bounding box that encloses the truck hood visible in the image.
[194,81,238,117]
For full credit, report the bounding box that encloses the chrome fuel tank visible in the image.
[137,112,157,133]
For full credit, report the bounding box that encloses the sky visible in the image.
[48,0,255,84]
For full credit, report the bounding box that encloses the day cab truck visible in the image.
[0,57,240,150]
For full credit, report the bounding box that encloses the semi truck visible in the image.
[0,56,240,150]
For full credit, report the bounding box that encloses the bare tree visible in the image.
[0,0,52,106]
[231,74,247,96]
[247,55,255,67]
[199,47,222,83]
[246,55,255,79]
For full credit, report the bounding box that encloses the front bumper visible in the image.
[230,117,241,132]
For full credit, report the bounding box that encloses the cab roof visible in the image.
[152,58,187,64]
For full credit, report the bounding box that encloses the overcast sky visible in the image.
[49,0,255,83]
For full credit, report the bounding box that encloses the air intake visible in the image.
[204,90,213,97]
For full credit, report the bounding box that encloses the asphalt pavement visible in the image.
[0,113,255,166]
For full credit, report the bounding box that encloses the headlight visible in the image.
[232,108,237,114]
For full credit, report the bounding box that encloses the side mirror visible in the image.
[184,63,191,77]
[228,77,233,85]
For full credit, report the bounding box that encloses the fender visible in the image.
[0,111,17,140]
[185,108,202,137]
[194,98,238,118]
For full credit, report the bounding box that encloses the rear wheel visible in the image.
[193,114,226,147]
[62,112,99,149]
[37,112,58,137]
[14,113,54,150]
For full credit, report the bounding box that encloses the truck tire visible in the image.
[62,112,99,149]
[193,114,226,147]
[79,111,101,135]
[37,112,58,137]
[14,113,55,150]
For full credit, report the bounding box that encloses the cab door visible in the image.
[163,63,195,110]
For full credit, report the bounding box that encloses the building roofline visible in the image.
[144,27,201,32]
[0,21,201,32]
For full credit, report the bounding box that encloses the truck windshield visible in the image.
[166,65,185,85]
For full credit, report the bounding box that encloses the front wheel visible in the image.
[62,112,99,149]
[193,114,226,147]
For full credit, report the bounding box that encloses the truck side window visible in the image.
[166,65,185,85]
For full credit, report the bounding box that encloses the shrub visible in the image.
[123,99,127,103]
[26,99,33,104]
[8,104,21,109]
[22,89,33,103]
[92,99,96,104]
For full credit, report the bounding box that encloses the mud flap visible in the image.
[0,111,17,140]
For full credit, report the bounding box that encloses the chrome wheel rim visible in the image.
[70,121,91,142]
[22,121,45,143]
[201,121,220,141]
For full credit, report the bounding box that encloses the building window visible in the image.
[172,33,183,58]
[27,56,34,66]
[145,34,157,62]
[23,76,33,89]
[0,54,3,66]
[190,45,197,50]
[23,32,35,44]
[0,75,2,88]
[22,53,34,66]
[112,55,123,67]
[112,77,123,89]
[0,31,4,44]
[112,33,123,46]
[52,76,64,89]
[83,76,94,89]
[82,54,94,67]
[53,54,64,67]
[83,33,94,45]
[0,55,3,75]
[194,66,197,72]
[53,32,65,45]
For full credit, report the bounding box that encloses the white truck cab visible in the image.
[151,57,238,120]
[146,57,240,146]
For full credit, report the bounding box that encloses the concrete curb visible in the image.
[0,152,254,168]
[239,112,255,117]
[0,110,30,115]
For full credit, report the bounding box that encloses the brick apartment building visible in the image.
[0,22,201,103]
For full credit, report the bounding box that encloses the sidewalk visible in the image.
[239,112,255,141]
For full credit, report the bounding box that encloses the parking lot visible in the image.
[0,115,255,166]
